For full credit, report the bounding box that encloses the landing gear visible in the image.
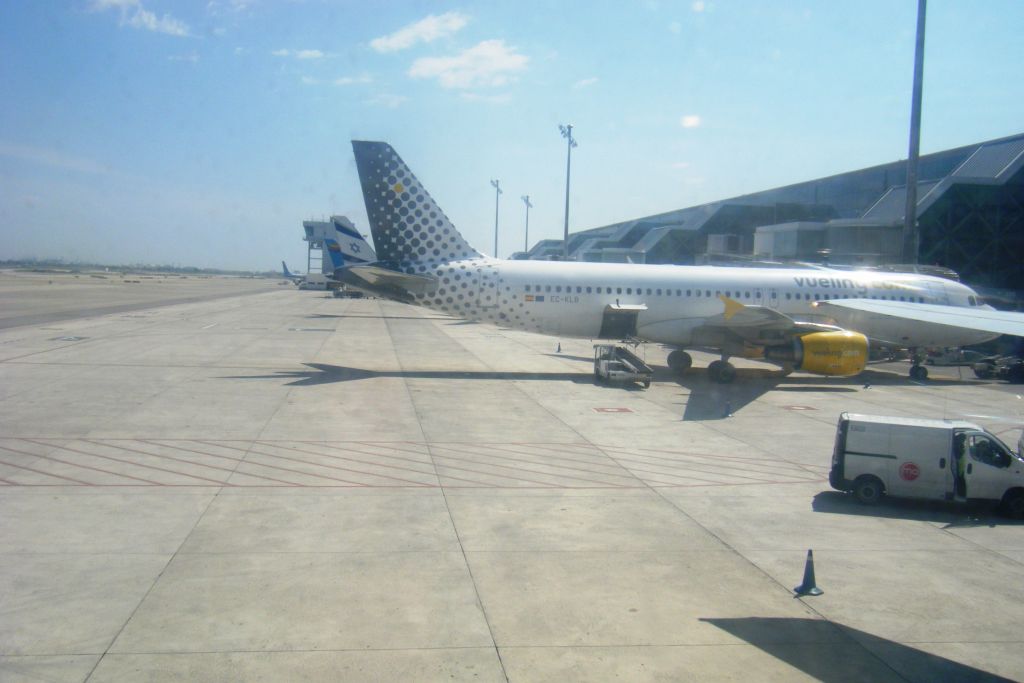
[908,349,928,381]
[667,349,693,375]
[708,359,737,384]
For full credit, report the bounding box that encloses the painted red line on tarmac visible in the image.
[607,456,809,484]
[195,441,369,486]
[312,443,495,487]
[480,442,639,475]
[327,440,630,483]
[90,440,300,486]
[597,446,799,477]
[447,442,643,483]
[0,444,156,485]
[245,447,430,487]
[429,444,633,488]
[258,442,443,486]
[598,450,790,479]
[373,441,621,488]
[23,439,230,486]
[0,478,16,485]
[141,440,312,486]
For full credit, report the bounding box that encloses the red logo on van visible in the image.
[899,462,921,481]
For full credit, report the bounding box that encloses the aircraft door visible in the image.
[768,289,779,309]
[963,433,1014,500]
[924,280,951,305]
[477,265,499,308]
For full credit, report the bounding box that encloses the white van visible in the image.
[829,413,1024,518]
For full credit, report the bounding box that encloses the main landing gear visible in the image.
[667,349,692,375]
[667,349,736,383]
[908,348,929,381]
[707,359,737,384]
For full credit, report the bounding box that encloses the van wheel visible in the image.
[999,490,1024,519]
[853,476,884,505]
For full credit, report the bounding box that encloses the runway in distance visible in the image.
[339,141,1024,383]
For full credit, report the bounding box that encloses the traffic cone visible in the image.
[794,549,823,596]
[556,342,561,353]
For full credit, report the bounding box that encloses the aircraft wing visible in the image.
[817,299,1024,339]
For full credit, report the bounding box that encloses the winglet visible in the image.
[719,295,745,320]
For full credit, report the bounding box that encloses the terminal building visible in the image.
[517,132,1024,298]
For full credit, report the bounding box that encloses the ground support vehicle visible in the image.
[829,413,1024,518]
[593,344,653,388]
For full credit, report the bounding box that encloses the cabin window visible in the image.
[705,290,711,297]
[626,288,632,294]
[785,293,791,300]
[968,296,977,306]
[585,286,592,294]
[616,287,622,295]
[576,286,582,293]
[686,289,691,297]
[676,289,682,296]
[656,289,662,296]
[545,285,551,293]
[755,291,761,298]
[525,285,531,292]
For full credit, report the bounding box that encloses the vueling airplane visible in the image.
[337,141,1024,383]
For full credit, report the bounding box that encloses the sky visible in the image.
[1,1,1022,270]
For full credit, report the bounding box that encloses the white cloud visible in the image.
[371,12,468,53]
[409,40,528,89]
[300,75,319,85]
[168,51,200,64]
[334,75,372,86]
[272,48,326,60]
[365,94,408,108]
[573,77,598,89]
[692,0,706,12]
[669,21,681,34]
[672,161,691,169]
[92,0,190,37]
[460,92,512,104]
[680,114,701,128]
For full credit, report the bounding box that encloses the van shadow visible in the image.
[811,490,1017,527]
[701,617,1012,682]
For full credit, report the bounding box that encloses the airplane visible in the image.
[337,140,1024,383]
[281,261,303,284]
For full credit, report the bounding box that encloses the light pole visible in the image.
[903,0,927,265]
[490,179,502,258]
[521,195,533,253]
[558,124,578,260]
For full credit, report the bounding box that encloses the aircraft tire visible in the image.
[909,365,928,381]
[667,349,692,374]
[708,360,736,384]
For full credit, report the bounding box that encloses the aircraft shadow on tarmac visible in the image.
[223,363,594,387]
[306,313,454,321]
[701,617,1012,682]
[666,365,985,422]
[811,490,1022,527]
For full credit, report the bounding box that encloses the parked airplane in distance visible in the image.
[338,141,1024,383]
[281,261,303,284]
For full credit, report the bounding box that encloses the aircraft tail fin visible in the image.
[281,261,296,278]
[351,141,484,268]
[323,238,346,270]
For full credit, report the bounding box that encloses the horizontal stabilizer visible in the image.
[334,264,436,303]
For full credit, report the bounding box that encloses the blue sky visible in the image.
[1,1,1022,269]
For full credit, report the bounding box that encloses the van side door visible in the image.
[963,432,1014,500]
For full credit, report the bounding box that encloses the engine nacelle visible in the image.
[764,331,868,377]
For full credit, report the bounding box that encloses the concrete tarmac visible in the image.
[1,278,1022,682]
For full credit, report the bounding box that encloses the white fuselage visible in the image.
[410,258,997,350]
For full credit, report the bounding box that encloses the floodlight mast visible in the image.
[521,195,533,253]
[903,0,927,265]
[559,124,578,260]
[490,179,502,258]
